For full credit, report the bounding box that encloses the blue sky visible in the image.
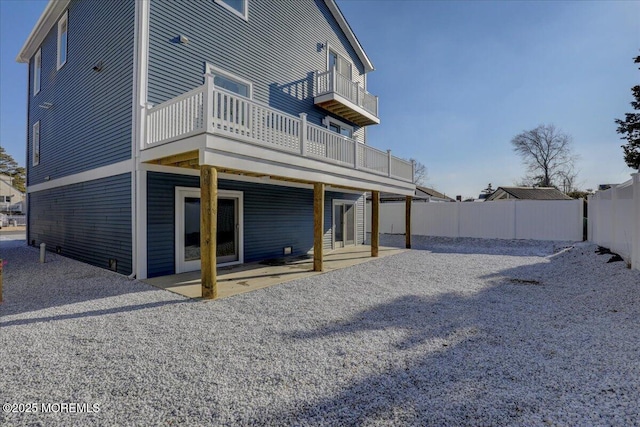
[1,0,638,198]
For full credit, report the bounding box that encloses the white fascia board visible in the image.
[140,163,365,195]
[323,0,374,73]
[140,134,414,194]
[16,0,71,63]
[203,135,415,195]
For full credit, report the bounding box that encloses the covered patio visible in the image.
[143,244,406,299]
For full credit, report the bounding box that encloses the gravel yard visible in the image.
[1,235,639,426]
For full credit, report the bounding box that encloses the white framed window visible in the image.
[323,116,353,138]
[33,121,40,166]
[57,11,68,70]
[327,47,352,80]
[33,49,41,95]
[206,64,252,98]
[215,0,248,20]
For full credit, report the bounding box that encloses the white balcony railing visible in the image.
[314,70,378,117]
[145,75,413,182]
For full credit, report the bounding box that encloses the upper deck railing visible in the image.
[145,75,412,183]
[314,69,378,117]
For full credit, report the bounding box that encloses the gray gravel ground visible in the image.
[1,235,639,426]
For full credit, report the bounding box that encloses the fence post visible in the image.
[299,113,307,156]
[632,173,640,270]
[611,184,618,254]
[587,194,593,242]
[203,73,215,133]
[454,201,461,238]
[512,200,518,239]
[387,149,392,177]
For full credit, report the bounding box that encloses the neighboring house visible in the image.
[485,187,572,201]
[17,0,415,295]
[369,185,455,203]
[0,174,25,213]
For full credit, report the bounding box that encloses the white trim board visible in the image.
[140,163,367,195]
[132,0,151,280]
[27,159,133,193]
[17,0,71,63]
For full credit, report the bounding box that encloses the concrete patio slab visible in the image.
[143,245,406,299]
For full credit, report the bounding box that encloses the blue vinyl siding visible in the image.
[147,0,365,141]
[27,0,135,186]
[147,172,364,278]
[28,174,132,275]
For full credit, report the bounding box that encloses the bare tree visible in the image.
[615,55,640,169]
[409,158,428,186]
[511,124,577,188]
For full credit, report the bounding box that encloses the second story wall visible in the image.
[27,0,135,186]
[148,0,368,143]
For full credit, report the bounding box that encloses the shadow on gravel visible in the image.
[0,246,182,318]
[262,246,639,426]
[0,300,183,327]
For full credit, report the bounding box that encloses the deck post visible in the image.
[405,195,412,249]
[371,190,380,257]
[201,165,218,299]
[203,73,215,133]
[313,182,325,271]
[299,113,307,156]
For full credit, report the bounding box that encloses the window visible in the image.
[33,49,41,95]
[328,49,352,80]
[0,196,10,203]
[33,121,40,166]
[324,117,353,138]
[215,0,248,20]
[207,64,252,98]
[57,11,68,69]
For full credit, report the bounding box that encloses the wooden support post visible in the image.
[313,182,325,271]
[201,165,218,299]
[405,195,412,249]
[372,190,380,257]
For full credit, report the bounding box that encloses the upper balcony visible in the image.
[314,70,380,127]
[141,75,414,195]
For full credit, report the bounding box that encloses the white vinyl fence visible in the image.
[588,173,640,270]
[366,199,584,242]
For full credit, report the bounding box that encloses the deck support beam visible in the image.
[371,190,380,257]
[313,182,325,271]
[201,165,218,299]
[405,195,412,249]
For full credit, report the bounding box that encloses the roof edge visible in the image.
[16,0,71,63]
[323,0,374,73]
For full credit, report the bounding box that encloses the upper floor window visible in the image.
[329,49,352,80]
[57,11,68,69]
[33,49,41,95]
[215,0,248,20]
[33,121,41,166]
[207,64,252,98]
[324,117,353,138]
